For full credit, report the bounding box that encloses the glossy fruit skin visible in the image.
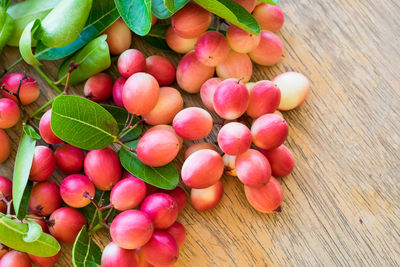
[213,78,250,120]
[191,180,224,211]
[49,207,87,243]
[118,49,146,78]
[195,31,230,67]
[158,187,187,213]
[112,77,127,108]
[0,98,20,128]
[101,242,138,267]
[145,55,176,86]
[251,113,289,150]
[110,177,147,211]
[84,147,122,190]
[39,109,63,145]
[110,210,154,249]
[137,128,180,167]
[165,221,186,247]
[176,51,215,93]
[200,77,223,112]
[253,3,285,32]
[184,142,219,160]
[246,80,281,119]
[142,87,183,126]
[28,251,61,267]
[260,144,294,177]
[181,149,224,189]
[122,72,160,115]
[216,51,253,83]
[0,251,31,267]
[136,248,152,267]
[171,2,211,39]
[60,174,95,208]
[104,18,132,55]
[218,122,252,155]
[166,26,197,54]
[84,73,113,103]
[146,125,183,150]
[0,176,12,213]
[0,130,11,163]
[244,176,283,213]
[54,144,85,174]
[122,172,158,196]
[248,30,284,66]
[272,71,310,111]
[226,24,260,53]
[29,146,56,182]
[235,149,271,187]
[141,231,179,267]
[0,73,39,105]
[173,107,213,140]
[233,0,257,12]
[140,193,179,229]
[28,181,61,216]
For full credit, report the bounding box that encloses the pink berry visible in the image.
[191,180,224,211]
[110,210,154,249]
[218,122,252,155]
[165,221,186,247]
[166,26,197,54]
[28,251,61,267]
[84,148,122,190]
[54,144,84,174]
[233,0,257,12]
[122,72,160,115]
[146,125,183,150]
[101,242,137,267]
[141,231,179,267]
[84,73,113,102]
[260,144,294,177]
[29,181,61,216]
[244,176,283,213]
[213,78,249,120]
[216,51,253,83]
[253,3,285,32]
[246,80,281,119]
[0,130,10,163]
[195,31,230,67]
[226,24,260,53]
[1,73,39,105]
[251,113,288,150]
[123,172,158,196]
[158,187,187,213]
[0,98,20,129]
[60,174,95,208]
[248,30,284,66]
[145,55,176,86]
[29,146,56,182]
[104,18,132,55]
[0,251,31,267]
[110,177,147,211]
[235,149,271,187]
[184,142,219,160]
[39,109,63,145]
[182,149,224,189]
[49,207,87,243]
[173,107,213,140]
[118,49,146,78]
[200,77,223,112]
[112,77,127,108]
[140,193,179,229]
[176,51,215,93]
[0,176,12,213]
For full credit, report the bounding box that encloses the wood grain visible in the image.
[1,0,400,266]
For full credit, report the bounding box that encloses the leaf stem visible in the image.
[32,66,63,94]
[87,224,103,236]
[118,118,143,140]
[118,141,136,153]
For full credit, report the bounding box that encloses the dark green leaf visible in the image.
[151,0,189,19]
[36,0,119,60]
[80,190,115,229]
[114,0,152,36]
[141,24,172,51]
[119,141,179,190]
[51,95,118,150]
[23,220,43,243]
[258,0,279,5]
[23,125,41,140]
[101,104,142,141]
[16,181,33,220]
[12,131,36,220]
[56,35,111,85]
[72,226,102,267]
[0,214,60,257]
[194,0,260,34]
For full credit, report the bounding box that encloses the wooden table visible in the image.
[1,0,400,266]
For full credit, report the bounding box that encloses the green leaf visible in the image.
[36,0,119,60]
[119,141,179,190]
[101,104,143,141]
[194,0,260,34]
[72,226,102,267]
[23,220,43,243]
[0,14,14,52]
[164,0,174,12]
[258,0,279,5]
[6,0,61,47]
[141,24,172,51]
[19,19,42,66]
[56,34,111,85]
[114,0,152,36]
[80,190,115,229]
[16,181,33,220]
[22,125,41,140]
[0,215,60,257]
[151,0,189,19]
[12,131,36,220]
[51,95,118,150]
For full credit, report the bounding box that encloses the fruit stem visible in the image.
[63,61,79,94]
[99,203,113,211]
[88,223,103,236]
[117,141,137,153]
[1,196,12,215]
[32,66,63,94]
[117,118,144,140]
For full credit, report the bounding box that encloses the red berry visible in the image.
[60,174,95,208]
[166,221,186,247]
[29,181,61,216]
[0,251,31,267]
[84,73,113,103]
[54,144,84,174]
[101,242,137,267]
[28,251,61,267]
[141,231,179,267]
[29,146,56,182]
[110,177,147,211]
[1,73,39,105]
[39,109,63,145]
[49,207,87,243]
[0,98,20,129]
[0,176,12,213]
[140,193,179,229]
